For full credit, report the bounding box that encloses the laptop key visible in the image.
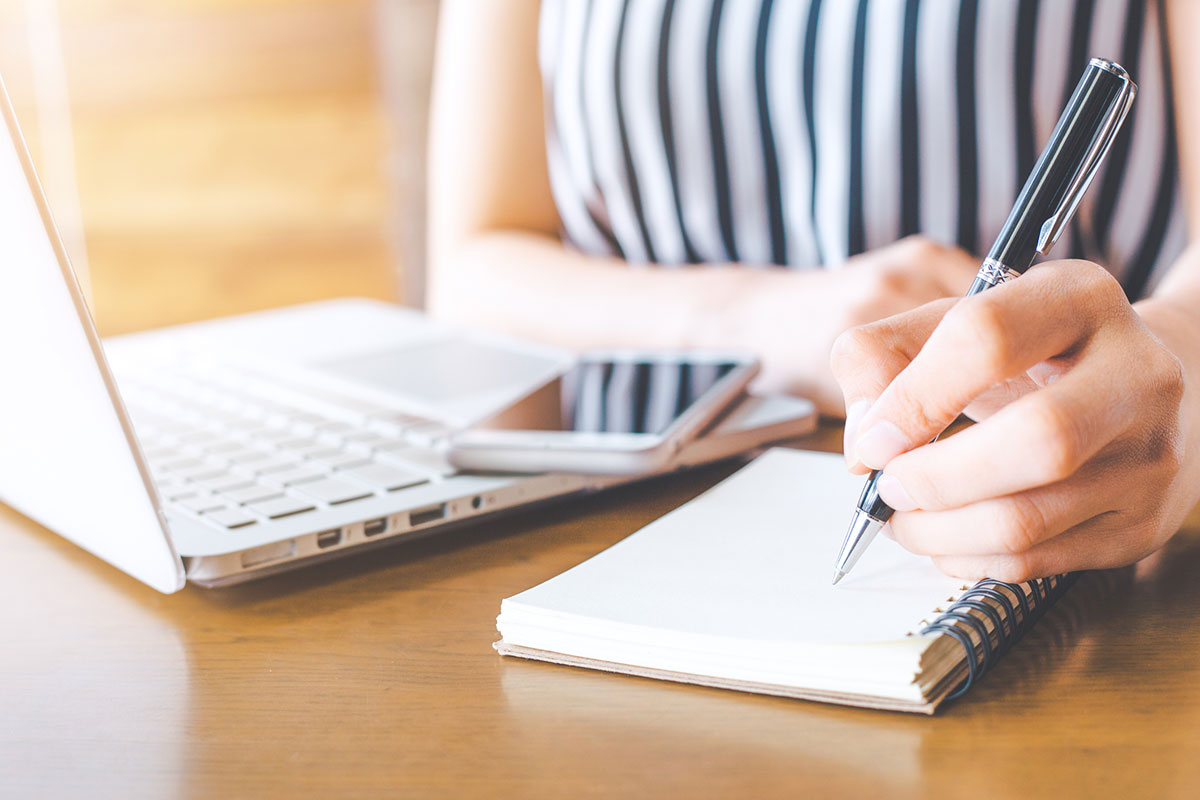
[222,447,273,465]
[248,455,301,475]
[171,462,227,481]
[157,455,202,472]
[201,507,258,529]
[175,493,226,513]
[309,450,372,470]
[246,495,317,520]
[191,473,255,493]
[255,428,298,443]
[203,439,248,455]
[338,463,428,492]
[262,466,326,487]
[221,483,284,505]
[342,429,389,445]
[294,477,374,505]
[277,439,334,459]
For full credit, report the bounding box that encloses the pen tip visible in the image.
[831,569,846,586]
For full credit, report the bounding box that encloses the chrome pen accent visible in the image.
[975,258,1022,288]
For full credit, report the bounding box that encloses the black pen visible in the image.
[832,58,1138,585]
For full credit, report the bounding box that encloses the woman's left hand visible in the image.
[829,258,1200,582]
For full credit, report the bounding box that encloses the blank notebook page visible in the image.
[500,449,966,646]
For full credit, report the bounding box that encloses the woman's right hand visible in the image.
[740,236,979,412]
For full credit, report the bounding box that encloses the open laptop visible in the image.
[0,77,815,593]
[0,78,612,592]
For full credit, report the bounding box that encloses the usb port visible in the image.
[409,504,447,527]
[316,529,342,549]
[363,517,388,537]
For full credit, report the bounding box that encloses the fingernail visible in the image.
[877,473,917,511]
[855,419,910,469]
[842,400,871,467]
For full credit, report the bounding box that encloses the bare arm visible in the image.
[426,0,974,413]
[1143,0,1200,317]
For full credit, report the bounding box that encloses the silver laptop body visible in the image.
[0,75,612,592]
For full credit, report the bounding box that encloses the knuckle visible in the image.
[1069,261,1128,313]
[996,496,1046,555]
[942,299,1014,375]
[1152,348,1186,407]
[857,267,908,312]
[829,325,876,379]
[1162,431,1186,475]
[899,466,949,511]
[875,267,908,294]
[898,234,943,260]
[887,516,926,555]
[1145,423,1185,476]
[1027,399,1083,482]
[1088,264,1128,305]
[886,379,943,438]
[1132,349,1186,473]
[992,555,1036,584]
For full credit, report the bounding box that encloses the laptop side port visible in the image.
[240,540,296,568]
[316,528,342,549]
[409,504,447,527]
[363,517,388,537]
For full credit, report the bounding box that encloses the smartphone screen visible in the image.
[478,357,743,435]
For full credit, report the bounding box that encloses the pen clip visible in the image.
[1036,68,1138,255]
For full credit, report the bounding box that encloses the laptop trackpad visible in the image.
[311,338,561,406]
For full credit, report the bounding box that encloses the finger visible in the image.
[877,355,1140,511]
[886,455,1129,557]
[961,374,1039,420]
[852,261,1127,470]
[830,298,956,471]
[929,513,1161,583]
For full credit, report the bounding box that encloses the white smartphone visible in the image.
[446,351,760,474]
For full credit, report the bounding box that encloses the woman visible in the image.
[426,0,1200,582]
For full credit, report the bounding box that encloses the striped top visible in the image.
[538,0,1185,300]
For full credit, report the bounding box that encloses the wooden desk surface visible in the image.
[3,430,1199,799]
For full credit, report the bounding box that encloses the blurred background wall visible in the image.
[0,0,438,336]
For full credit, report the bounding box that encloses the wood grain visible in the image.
[0,0,408,335]
[2,426,1199,798]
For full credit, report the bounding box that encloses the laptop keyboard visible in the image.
[117,365,460,532]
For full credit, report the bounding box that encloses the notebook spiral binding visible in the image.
[920,573,1080,699]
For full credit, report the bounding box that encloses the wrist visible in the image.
[1135,297,1200,378]
[1135,296,1200,516]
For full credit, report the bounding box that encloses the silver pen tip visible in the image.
[831,569,846,586]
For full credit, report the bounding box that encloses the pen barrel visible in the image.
[986,60,1133,272]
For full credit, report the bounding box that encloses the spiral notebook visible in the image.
[495,449,1074,714]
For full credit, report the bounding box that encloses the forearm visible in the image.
[430,231,736,348]
[1135,247,1200,525]
[1136,245,1200,384]
[428,231,850,410]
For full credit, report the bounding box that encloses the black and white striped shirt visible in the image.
[539,0,1185,300]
